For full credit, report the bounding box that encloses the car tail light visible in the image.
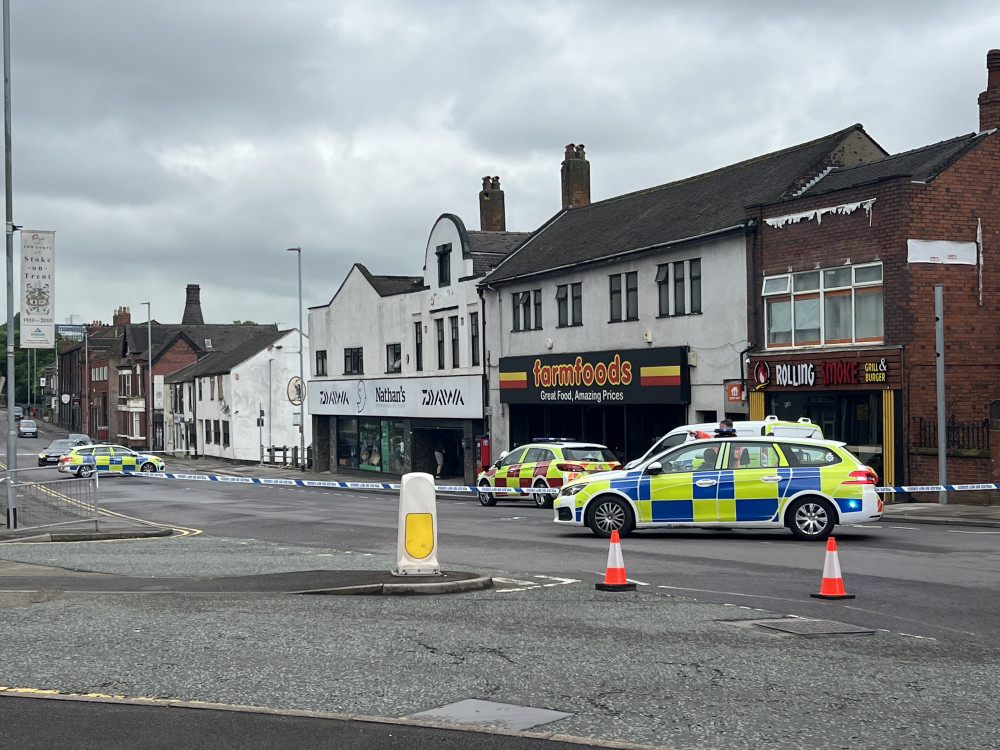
[556,462,586,473]
[844,468,879,485]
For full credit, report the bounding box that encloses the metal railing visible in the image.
[912,416,991,452]
[1,469,100,532]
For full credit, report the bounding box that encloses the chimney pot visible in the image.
[479,174,506,231]
[979,49,1000,132]
[561,142,591,210]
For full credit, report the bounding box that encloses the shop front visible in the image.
[498,347,691,465]
[747,348,902,485]
[308,374,485,483]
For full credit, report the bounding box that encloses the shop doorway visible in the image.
[414,428,464,479]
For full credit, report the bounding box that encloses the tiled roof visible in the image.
[468,231,530,276]
[355,264,423,297]
[164,329,291,382]
[482,125,878,284]
[798,132,987,197]
[124,323,279,363]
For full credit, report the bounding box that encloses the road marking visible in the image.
[493,574,579,593]
[946,529,1000,534]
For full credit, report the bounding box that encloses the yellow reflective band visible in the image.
[404,513,434,560]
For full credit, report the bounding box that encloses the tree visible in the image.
[0,314,60,406]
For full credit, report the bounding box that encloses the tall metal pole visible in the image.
[142,302,152,450]
[287,247,305,471]
[934,285,947,505]
[4,0,18,528]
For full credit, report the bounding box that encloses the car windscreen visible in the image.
[562,447,618,463]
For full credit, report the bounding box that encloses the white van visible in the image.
[625,416,822,469]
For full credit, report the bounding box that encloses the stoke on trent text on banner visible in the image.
[20,230,56,348]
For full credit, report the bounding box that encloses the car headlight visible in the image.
[559,483,588,497]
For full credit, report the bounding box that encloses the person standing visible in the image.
[434,441,445,479]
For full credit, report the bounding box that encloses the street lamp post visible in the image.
[287,247,306,471]
[142,302,152,451]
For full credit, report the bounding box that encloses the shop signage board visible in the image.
[752,354,894,389]
[498,347,689,405]
[308,374,482,419]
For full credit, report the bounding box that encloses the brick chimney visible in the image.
[979,49,1000,132]
[112,306,131,326]
[561,143,591,210]
[182,283,205,325]
[479,175,506,231]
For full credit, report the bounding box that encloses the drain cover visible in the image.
[409,699,572,730]
[754,618,876,637]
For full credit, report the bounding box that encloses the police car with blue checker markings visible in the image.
[554,436,882,540]
[58,444,166,478]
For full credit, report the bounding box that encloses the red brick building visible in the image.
[746,50,1000,490]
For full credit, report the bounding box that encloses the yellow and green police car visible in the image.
[554,436,882,540]
[477,440,621,509]
[58,444,166,478]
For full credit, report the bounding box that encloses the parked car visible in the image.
[38,439,77,466]
[624,416,823,469]
[477,439,621,508]
[555,435,882,541]
[13,405,23,421]
[17,418,38,438]
[68,433,93,445]
[58,444,166,478]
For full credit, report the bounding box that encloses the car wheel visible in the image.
[77,465,95,478]
[477,480,497,507]
[532,480,553,509]
[787,497,836,540]
[586,495,634,538]
[139,462,158,473]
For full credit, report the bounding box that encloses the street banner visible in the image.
[20,230,56,348]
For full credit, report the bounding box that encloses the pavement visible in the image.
[0,450,998,749]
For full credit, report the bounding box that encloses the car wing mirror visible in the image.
[646,460,664,475]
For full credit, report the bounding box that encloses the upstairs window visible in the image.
[469,312,480,366]
[450,316,460,368]
[657,258,701,316]
[386,343,402,374]
[556,282,583,327]
[610,272,638,322]
[512,291,540,331]
[344,347,363,375]
[436,243,451,287]
[414,322,423,372]
[764,263,883,348]
[315,350,328,377]
[436,319,445,369]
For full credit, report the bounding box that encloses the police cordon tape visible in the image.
[113,470,554,494]
[110,472,1000,496]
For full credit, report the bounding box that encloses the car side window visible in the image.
[76,447,95,457]
[521,447,544,464]
[536,448,556,463]
[656,443,719,473]
[93,446,112,457]
[781,443,841,467]
[500,447,528,467]
[725,443,779,470]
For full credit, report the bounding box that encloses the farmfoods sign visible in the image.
[499,347,689,405]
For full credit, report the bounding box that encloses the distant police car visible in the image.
[477,439,621,508]
[58,444,166,478]
[555,436,881,540]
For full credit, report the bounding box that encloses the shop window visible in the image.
[358,419,382,470]
[338,417,358,468]
[763,263,883,348]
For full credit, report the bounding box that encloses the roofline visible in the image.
[480,223,745,287]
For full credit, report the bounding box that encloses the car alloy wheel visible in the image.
[477,480,497,507]
[587,496,634,538]
[788,497,835,540]
[140,462,157,473]
[77,465,95,478]
[532,480,553,509]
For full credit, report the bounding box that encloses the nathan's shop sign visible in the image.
[308,375,483,419]
[499,347,689,405]
[753,357,891,389]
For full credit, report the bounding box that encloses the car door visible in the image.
[643,442,721,523]
[112,446,139,472]
[717,441,784,522]
[494,446,529,491]
[91,445,113,472]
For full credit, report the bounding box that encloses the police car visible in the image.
[477,439,621,508]
[58,444,166,478]
[554,436,882,540]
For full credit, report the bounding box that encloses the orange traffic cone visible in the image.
[596,529,636,592]
[810,536,855,600]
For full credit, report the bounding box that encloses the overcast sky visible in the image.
[2,1,998,331]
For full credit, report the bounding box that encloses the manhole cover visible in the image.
[409,699,572,730]
[753,618,876,637]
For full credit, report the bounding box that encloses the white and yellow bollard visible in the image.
[393,472,441,576]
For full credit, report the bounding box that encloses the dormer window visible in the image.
[435,243,451,287]
[204,339,213,349]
